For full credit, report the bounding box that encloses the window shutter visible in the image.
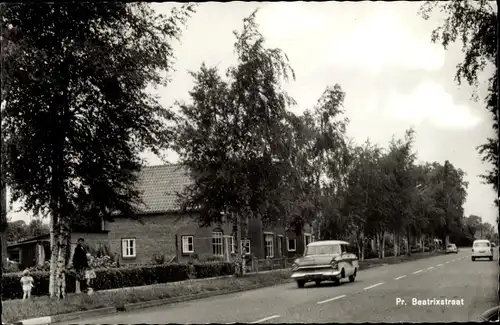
[122,239,127,256]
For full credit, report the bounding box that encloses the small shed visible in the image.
[7,234,50,269]
[7,230,109,269]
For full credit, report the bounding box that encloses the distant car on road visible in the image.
[445,243,458,254]
[472,239,493,261]
[291,240,359,288]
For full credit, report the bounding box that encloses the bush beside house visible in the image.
[1,261,235,300]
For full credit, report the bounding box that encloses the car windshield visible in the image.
[305,245,341,255]
[474,242,490,247]
[447,244,455,248]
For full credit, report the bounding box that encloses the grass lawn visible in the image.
[2,270,292,323]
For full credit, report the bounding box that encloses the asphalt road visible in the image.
[62,248,497,324]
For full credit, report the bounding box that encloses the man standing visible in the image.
[72,238,88,294]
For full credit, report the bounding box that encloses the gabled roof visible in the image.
[8,233,50,247]
[134,164,193,214]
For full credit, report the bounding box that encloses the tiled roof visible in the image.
[134,164,193,214]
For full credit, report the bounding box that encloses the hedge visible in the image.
[1,261,235,300]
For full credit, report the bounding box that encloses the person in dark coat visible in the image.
[72,238,88,293]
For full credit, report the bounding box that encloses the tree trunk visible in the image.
[49,210,59,298]
[375,233,380,258]
[241,213,249,276]
[406,229,411,256]
[1,184,7,269]
[381,231,385,259]
[393,232,398,257]
[356,230,364,261]
[55,216,70,299]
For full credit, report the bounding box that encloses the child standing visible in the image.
[20,269,34,300]
[84,253,96,294]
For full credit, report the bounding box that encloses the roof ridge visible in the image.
[140,163,184,169]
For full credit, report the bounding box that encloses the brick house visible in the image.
[105,164,312,265]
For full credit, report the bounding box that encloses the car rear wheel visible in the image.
[489,256,493,261]
[349,270,356,282]
[297,280,305,288]
[471,257,475,261]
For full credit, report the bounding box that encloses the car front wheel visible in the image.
[489,256,493,261]
[297,280,305,288]
[472,257,475,261]
[349,271,356,283]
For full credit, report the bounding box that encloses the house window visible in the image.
[121,238,136,258]
[212,231,223,256]
[182,236,194,254]
[241,239,251,255]
[265,234,274,258]
[230,236,236,254]
[287,238,296,252]
[277,235,284,256]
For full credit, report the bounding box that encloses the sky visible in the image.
[7,2,498,228]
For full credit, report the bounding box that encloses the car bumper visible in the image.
[291,269,342,281]
[472,252,493,258]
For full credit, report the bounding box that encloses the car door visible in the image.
[340,244,353,276]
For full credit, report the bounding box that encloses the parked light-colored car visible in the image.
[445,243,458,254]
[472,239,493,261]
[291,240,359,288]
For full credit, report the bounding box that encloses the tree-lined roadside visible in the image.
[0,2,496,309]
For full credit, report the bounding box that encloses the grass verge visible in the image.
[359,250,446,269]
[2,270,292,323]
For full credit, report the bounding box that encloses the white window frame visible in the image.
[121,238,136,258]
[212,231,223,256]
[265,234,274,258]
[287,238,296,252]
[230,236,236,254]
[181,236,194,254]
[241,239,251,255]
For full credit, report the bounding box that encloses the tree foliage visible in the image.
[175,10,298,230]
[1,2,195,297]
[174,10,473,262]
[419,0,498,203]
[6,218,50,243]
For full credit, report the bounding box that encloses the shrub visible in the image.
[204,255,226,262]
[1,261,234,300]
[364,250,378,259]
[152,253,165,265]
[3,262,21,274]
[30,261,50,272]
[193,261,234,279]
[90,255,117,269]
